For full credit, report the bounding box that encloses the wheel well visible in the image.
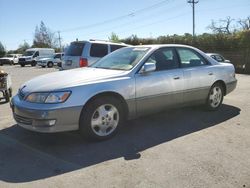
[48,61,53,64]
[213,80,226,95]
[82,92,129,119]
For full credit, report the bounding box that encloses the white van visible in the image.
[18,48,55,67]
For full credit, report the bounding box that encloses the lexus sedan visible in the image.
[11,45,237,140]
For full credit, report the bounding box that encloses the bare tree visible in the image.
[208,16,234,34]
[238,16,250,30]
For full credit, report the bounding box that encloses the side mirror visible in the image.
[225,60,231,63]
[140,62,156,74]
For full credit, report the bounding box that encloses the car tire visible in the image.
[31,61,36,66]
[20,64,25,67]
[47,62,53,68]
[10,61,14,65]
[79,96,124,141]
[9,88,12,97]
[206,83,224,111]
[4,90,10,102]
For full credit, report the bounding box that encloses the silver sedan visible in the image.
[11,45,237,140]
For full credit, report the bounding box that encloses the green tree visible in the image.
[32,21,58,48]
[0,42,6,57]
[109,32,120,42]
[15,41,30,54]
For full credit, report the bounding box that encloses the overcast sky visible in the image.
[0,0,249,50]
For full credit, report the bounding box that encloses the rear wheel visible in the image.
[20,63,25,67]
[206,83,224,111]
[10,61,14,65]
[47,62,53,68]
[79,96,124,141]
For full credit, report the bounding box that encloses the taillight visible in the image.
[79,58,88,67]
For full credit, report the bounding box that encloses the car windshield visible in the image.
[23,51,35,56]
[91,47,150,70]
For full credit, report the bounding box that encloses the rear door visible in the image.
[176,47,215,104]
[135,47,183,116]
[88,43,108,65]
[63,42,85,70]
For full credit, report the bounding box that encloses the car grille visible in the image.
[19,58,26,62]
[18,89,26,100]
[14,114,33,125]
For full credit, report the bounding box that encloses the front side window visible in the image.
[145,48,178,71]
[90,43,108,57]
[33,51,39,57]
[54,54,61,59]
[177,48,207,68]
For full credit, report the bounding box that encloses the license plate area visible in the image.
[66,60,72,65]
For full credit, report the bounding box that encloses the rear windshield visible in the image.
[65,42,85,56]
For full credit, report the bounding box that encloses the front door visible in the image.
[135,47,183,116]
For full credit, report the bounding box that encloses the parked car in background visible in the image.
[11,44,237,141]
[206,53,231,63]
[62,40,129,70]
[0,54,22,65]
[18,48,55,67]
[37,53,64,68]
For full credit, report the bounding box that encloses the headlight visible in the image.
[25,91,71,103]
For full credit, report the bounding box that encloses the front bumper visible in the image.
[11,95,82,133]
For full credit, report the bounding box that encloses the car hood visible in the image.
[0,57,13,60]
[20,56,32,59]
[39,57,53,61]
[20,67,129,93]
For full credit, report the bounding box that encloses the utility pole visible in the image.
[57,31,62,51]
[187,0,199,37]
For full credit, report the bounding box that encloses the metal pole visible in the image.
[58,31,62,51]
[187,0,199,37]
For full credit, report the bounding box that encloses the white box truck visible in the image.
[18,48,55,67]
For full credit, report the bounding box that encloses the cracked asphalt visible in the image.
[0,65,250,188]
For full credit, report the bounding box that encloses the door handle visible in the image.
[173,76,180,80]
[208,72,213,75]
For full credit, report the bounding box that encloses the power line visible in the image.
[60,0,172,33]
[187,0,199,37]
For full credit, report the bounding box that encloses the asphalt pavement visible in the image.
[0,65,250,188]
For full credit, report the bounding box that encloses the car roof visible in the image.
[132,44,202,50]
[71,40,130,46]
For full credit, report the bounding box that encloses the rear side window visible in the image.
[90,43,108,57]
[177,48,207,68]
[110,45,126,52]
[65,42,85,56]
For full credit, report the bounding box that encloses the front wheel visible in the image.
[79,96,124,141]
[31,61,36,66]
[206,83,224,111]
[47,62,53,68]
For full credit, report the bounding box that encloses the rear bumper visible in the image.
[11,95,82,133]
[226,80,237,95]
